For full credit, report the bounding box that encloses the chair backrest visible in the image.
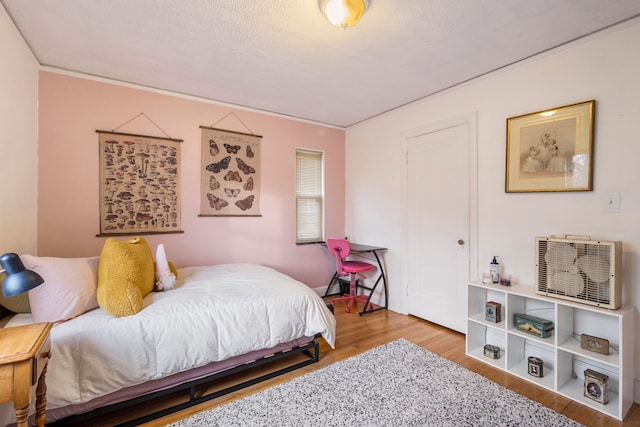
[326,238,351,275]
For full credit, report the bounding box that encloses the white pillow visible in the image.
[23,255,100,323]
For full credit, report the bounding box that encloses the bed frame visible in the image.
[47,338,320,426]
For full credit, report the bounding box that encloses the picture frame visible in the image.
[505,100,595,193]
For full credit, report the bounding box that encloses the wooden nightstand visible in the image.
[0,322,53,427]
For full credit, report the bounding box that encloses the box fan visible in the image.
[535,236,621,309]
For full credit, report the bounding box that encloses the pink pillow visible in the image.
[23,255,100,323]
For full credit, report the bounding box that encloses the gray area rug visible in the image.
[168,339,582,426]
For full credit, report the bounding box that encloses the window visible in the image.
[295,149,324,244]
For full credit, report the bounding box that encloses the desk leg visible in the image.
[358,250,388,315]
[323,271,339,297]
[373,250,389,309]
[35,363,48,427]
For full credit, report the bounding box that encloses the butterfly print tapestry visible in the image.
[200,126,261,216]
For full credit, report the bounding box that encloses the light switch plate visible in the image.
[601,192,621,213]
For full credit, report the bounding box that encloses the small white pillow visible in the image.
[23,255,100,323]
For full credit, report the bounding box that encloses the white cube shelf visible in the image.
[466,281,633,420]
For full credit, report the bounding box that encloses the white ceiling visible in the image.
[3,1,640,128]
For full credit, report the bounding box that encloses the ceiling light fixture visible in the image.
[319,0,367,29]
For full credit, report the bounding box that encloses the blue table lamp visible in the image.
[0,253,44,297]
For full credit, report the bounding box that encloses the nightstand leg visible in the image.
[14,404,29,427]
[35,364,48,427]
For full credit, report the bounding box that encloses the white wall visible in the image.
[0,5,39,254]
[346,19,640,400]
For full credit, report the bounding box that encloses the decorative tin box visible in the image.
[483,344,500,359]
[514,313,554,338]
[485,301,502,323]
[527,356,544,378]
[584,369,608,404]
[580,334,609,355]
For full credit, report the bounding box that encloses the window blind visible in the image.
[296,149,324,243]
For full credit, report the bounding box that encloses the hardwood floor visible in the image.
[76,303,639,426]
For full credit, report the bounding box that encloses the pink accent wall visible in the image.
[37,71,345,288]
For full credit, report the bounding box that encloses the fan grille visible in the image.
[536,237,621,309]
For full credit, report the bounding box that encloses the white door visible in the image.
[407,123,471,333]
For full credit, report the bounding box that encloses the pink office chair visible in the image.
[326,238,376,313]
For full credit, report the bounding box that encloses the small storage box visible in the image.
[527,356,544,378]
[338,278,360,295]
[483,344,500,359]
[584,369,609,405]
[485,301,502,323]
[514,313,554,338]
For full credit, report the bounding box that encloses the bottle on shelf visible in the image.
[490,256,500,283]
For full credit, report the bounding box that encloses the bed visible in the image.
[0,262,335,425]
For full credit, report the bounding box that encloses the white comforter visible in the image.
[7,263,335,411]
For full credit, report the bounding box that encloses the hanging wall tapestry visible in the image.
[97,130,183,235]
[200,126,262,216]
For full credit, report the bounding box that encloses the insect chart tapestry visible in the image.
[97,131,183,235]
[200,127,262,216]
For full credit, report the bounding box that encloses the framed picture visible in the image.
[505,100,595,193]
